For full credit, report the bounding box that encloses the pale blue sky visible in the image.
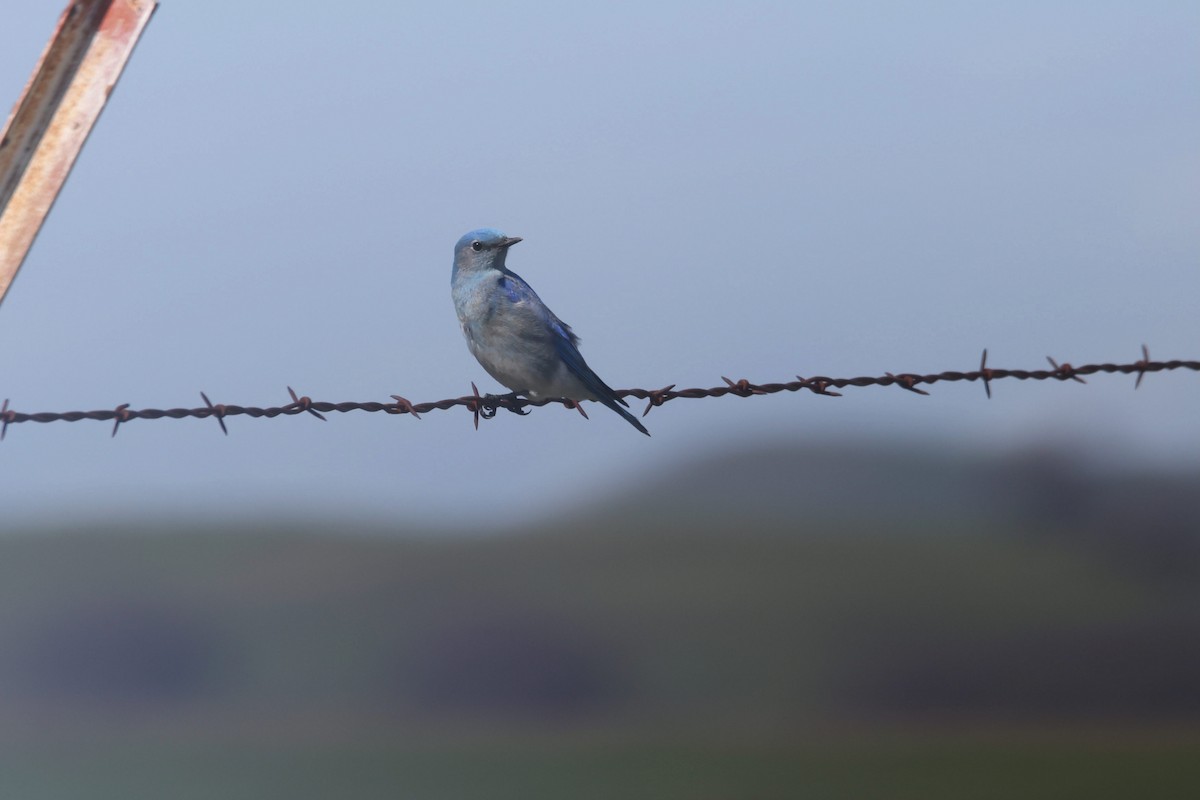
[1,1,1197,528]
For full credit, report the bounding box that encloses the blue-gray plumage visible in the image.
[451,228,650,436]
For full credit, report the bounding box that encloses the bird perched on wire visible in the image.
[451,228,649,436]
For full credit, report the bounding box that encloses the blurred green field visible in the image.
[1,735,1198,800]
[0,446,1196,797]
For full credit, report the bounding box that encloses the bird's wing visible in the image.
[551,330,629,408]
[496,272,580,347]
[496,271,648,435]
[497,272,624,406]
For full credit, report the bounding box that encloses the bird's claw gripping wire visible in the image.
[483,391,530,416]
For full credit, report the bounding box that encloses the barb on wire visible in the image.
[200,391,227,435]
[0,347,1196,440]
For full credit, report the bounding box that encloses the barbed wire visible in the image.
[1,346,1196,439]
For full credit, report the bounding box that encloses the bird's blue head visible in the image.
[453,228,522,275]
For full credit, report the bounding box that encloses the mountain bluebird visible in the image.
[451,228,650,436]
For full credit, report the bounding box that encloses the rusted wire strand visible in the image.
[1,348,1196,439]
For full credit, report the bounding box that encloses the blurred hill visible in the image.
[0,443,1197,798]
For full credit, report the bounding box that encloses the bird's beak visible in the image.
[500,236,522,249]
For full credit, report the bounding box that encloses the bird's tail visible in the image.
[596,392,651,436]
[555,337,650,436]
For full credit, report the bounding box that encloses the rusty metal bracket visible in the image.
[0,0,157,308]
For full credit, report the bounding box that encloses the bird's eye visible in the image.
[471,240,483,252]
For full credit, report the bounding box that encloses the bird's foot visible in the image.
[482,391,530,416]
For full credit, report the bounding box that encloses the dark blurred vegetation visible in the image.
[0,443,1197,798]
